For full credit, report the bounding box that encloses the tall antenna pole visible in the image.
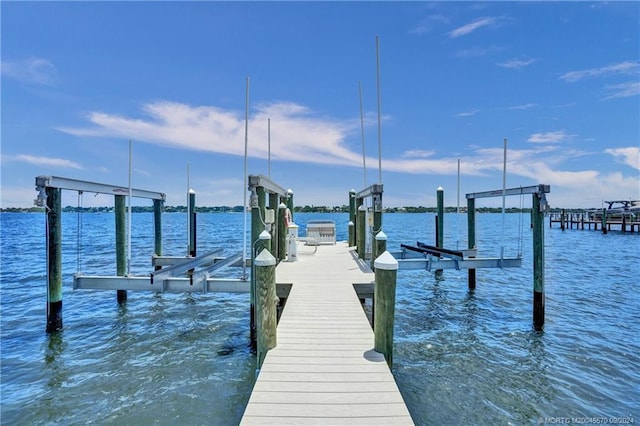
[501,138,507,261]
[186,161,191,255]
[457,158,461,250]
[359,81,367,188]
[268,118,271,179]
[243,77,250,280]
[375,35,383,184]
[127,139,133,276]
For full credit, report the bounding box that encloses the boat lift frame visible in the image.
[391,184,550,330]
[35,175,250,333]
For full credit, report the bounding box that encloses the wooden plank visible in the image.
[240,241,414,425]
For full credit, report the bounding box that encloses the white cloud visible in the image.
[454,45,502,59]
[560,61,639,82]
[605,147,640,170]
[1,57,57,86]
[456,109,480,117]
[8,154,82,169]
[409,14,450,35]
[497,58,537,69]
[55,100,638,207]
[58,101,363,169]
[528,130,573,144]
[602,81,640,100]
[449,17,497,38]
[507,103,537,110]
[401,149,435,158]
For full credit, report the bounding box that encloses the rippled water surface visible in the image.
[1,212,638,425]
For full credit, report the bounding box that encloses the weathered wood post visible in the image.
[188,189,196,257]
[374,250,398,368]
[153,199,163,271]
[560,209,565,231]
[355,196,363,250]
[622,213,627,233]
[46,187,63,333]
[348,221,354,247]
[467,196,476,290]
[277,202,287,262]
[115,194,127,303]
[436,186,444,248]
[349,189,356,247]
[371,189,383,266]
[269,193,279,257]
[286,189,294,223]
[436,186,444,277]
[357,204,366,260]
[532,193,545,331]
[601,208,608,235]
[375,231,387,263]
[255,248,277,369]
[250,185,267,348]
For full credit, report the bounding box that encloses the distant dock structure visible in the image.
[549,200,639,234]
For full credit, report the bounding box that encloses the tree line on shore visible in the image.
[2,205,536,214]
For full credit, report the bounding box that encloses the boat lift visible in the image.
[35,175,248,332]
[390,184,551,330]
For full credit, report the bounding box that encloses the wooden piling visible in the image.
[348,190,356,246]
[277,203,287,262]
[46,187,63,333]
[250,186,267,348]
[188,189,196,257]
[269,193,279,258]
[601,208,608,235]
[153,199,163,271]
[436,186,444,248]
[115,194,127,303]
[435,186,444,277]
[373,250,398,368]
[375,231,387,266]
[357,205,366,260]
[255,248,277,369]
[467,197,476,290]
[372,192,383,262]
[286,189,294,223]
[532,193,545,331]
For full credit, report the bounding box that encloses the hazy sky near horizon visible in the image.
[2,1,639,209]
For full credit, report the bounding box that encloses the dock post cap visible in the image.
[374,250,398,270]
[358,205,366,211]
[287,188,294,195]
[254,248,276,266]
[437,186,444,191]
[348,221,354,226]
[188,188,195,194]
[259,230,271,241]
[375,230,387,241]
[349,189,356,194]
[278,202,287,209]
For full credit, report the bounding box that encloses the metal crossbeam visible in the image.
[396,257,522,271]
[248,174,288,197]
[74,275,250,293]
[466,184,550,200]
[151,249,224,284]
[35,175,165,200]
[355,184,383,199]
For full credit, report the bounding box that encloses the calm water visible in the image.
[1,211,638,425]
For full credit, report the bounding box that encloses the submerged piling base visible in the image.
[46,300,63,333]
[533,291,544,331]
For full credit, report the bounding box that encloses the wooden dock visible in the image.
[240,241,414,425]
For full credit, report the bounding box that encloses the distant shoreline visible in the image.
[2,206,567,214]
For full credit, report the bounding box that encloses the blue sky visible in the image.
[2,1,639,209]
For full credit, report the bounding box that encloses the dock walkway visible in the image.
[241,241,413,425]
